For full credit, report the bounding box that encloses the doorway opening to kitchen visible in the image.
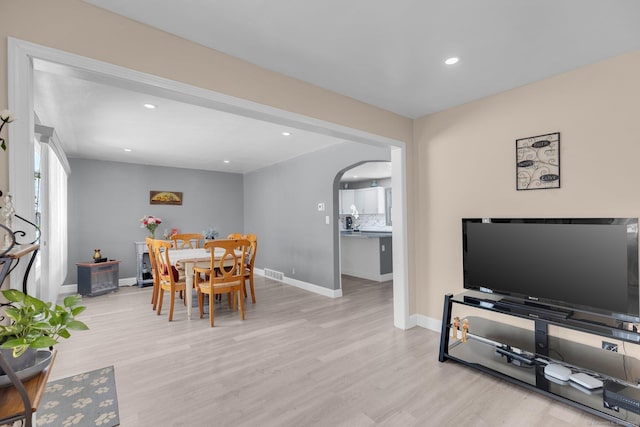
[337,161,393,296]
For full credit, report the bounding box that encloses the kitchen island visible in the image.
[340,230,392,281]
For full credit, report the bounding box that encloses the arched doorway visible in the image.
[336,161,393,295]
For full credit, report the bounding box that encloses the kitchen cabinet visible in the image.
[339,187,386,215]
[354,187,385,214]
[339,189,355,214]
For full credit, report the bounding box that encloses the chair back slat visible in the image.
[171,233,204,249]
[145,237,158,276]
[203,239,249,285]
[243,234,258,268]
[153,239,176,285]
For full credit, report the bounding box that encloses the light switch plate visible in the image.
[318,202,325,211]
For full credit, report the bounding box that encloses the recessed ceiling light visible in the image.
[282,131,292,136]
[144,103,157,109]
[123,148,132,152]
[445,57,459,65]
[223,160,230,164]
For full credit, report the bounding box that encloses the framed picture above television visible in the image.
[516,132,560,190]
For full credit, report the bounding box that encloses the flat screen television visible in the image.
[462,218,639,322]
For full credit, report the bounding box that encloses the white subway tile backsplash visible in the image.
[340,214,389,231]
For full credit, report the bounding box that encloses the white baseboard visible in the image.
[118,277,138,286]
[59,284,77,295]
[412,313,441,333]
[61,276,139,295]
[340,269,393,282]
[254,268,342,298]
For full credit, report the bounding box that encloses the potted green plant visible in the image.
[0,289,89,374]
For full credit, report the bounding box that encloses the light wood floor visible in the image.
[51,275,604,426]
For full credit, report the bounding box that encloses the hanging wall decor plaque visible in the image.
[149,191,183,205]
[516,132,560,190]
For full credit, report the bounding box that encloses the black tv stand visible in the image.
[463,294,572,321]
[440,291,640,427]
[496,299,572,320]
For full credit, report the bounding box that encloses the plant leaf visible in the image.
[30,336,58,348]
[71,306,86,316]
[1,337,28,348]
[63,294,83,308]
[66,320,89,331]
[1,289,25,303]
[2,306,20,322]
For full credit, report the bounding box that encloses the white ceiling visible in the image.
[82,0,640,118]
[341,162,392,182]
[33,1,640,176]
[33,60,346,174]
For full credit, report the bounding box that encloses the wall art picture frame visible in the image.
[516,132,560,190]
[149,191,183,205]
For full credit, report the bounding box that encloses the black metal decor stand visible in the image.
[0,222,18,320]
[0,194,41,427]
[0,214,41,295]
[438,293,453,362]
[0,351,33,426]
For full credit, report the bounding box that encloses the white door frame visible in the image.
[8,37,411,329]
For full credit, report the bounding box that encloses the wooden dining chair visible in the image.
[193,239,250,327]
[226,233,242,240]
[242,234,258,303]
[153,239,187,321]
[170,233,204,249]
[145,237,160,310]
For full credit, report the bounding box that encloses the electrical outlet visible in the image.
[602,341,618,352]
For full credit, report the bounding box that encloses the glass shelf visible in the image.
[442,292,640,426]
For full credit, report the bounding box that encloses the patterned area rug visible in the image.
[36,366,119,427]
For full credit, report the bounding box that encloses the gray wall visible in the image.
[67,158,244,284]
[244,142,390,290]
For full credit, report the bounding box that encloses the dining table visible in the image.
[168,247,242,320]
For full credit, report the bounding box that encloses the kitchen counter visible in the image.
[340,231,392,281]
[340,230,392,238]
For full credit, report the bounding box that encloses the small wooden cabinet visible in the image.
[76,260,120,296]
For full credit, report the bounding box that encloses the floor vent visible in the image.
[264,268,284,281]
